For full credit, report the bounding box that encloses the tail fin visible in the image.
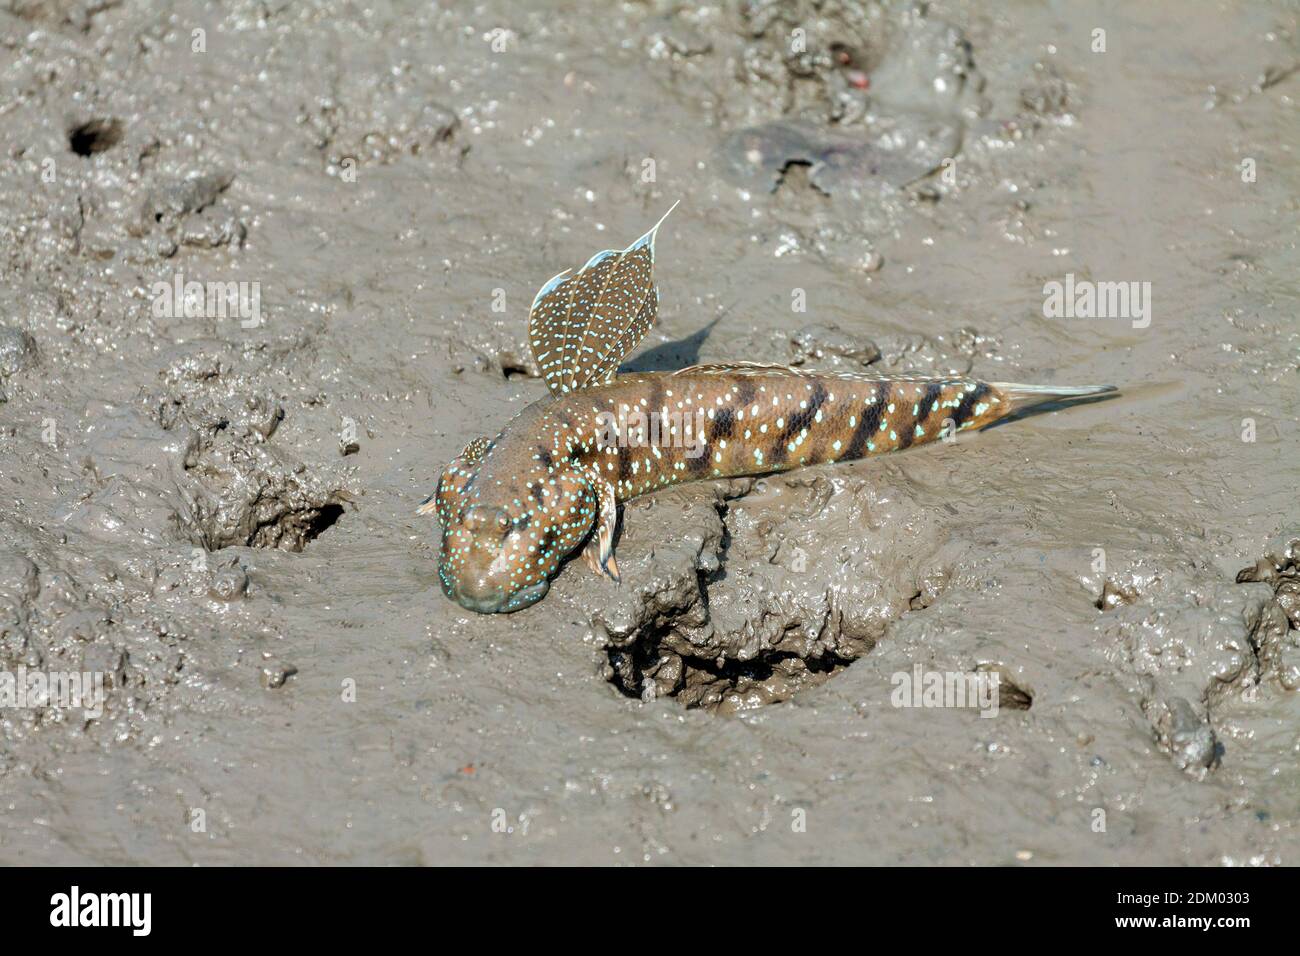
[991,382,1118,417]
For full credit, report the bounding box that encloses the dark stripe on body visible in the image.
[952,382,991,429]
[844,381,889,460]
[712,406,735,440]
[899,382,944,450]
[773,382,829,466]
[688,442,711,472]
[735,379,756,410]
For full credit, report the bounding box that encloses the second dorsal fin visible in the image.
[675,360,815,377]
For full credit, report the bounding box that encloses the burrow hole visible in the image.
[68,118,123,157]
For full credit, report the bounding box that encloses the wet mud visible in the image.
[0,0,1297,864]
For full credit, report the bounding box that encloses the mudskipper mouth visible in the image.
[444,576,550,614]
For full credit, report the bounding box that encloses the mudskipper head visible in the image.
[419,204,676,612]
[420,435,598,613]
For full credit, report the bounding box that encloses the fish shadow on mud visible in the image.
[621,316,724,374]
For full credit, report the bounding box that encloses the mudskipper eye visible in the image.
[463,505,511,539]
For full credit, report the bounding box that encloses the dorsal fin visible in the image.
[674,361,807,376]
[676,361,909,383]
[528,203,678,396]
[458,436,493,463]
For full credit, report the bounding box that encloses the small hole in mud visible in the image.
[606,639,854,714]
[68,118,124,156]
[500,356,536,381]
[247,502,346,552]
[996,678,1033,711]
[774,160,829,196]
[1094,579,1139,611]
[606,633,1034,715]
[302,503,344,542]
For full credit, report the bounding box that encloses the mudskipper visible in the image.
[421,206,1115,613]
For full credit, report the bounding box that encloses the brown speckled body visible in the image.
[554,368,1004,499]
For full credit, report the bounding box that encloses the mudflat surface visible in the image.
[0,0,1297,864]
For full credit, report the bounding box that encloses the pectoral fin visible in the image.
[578,466,620,583]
